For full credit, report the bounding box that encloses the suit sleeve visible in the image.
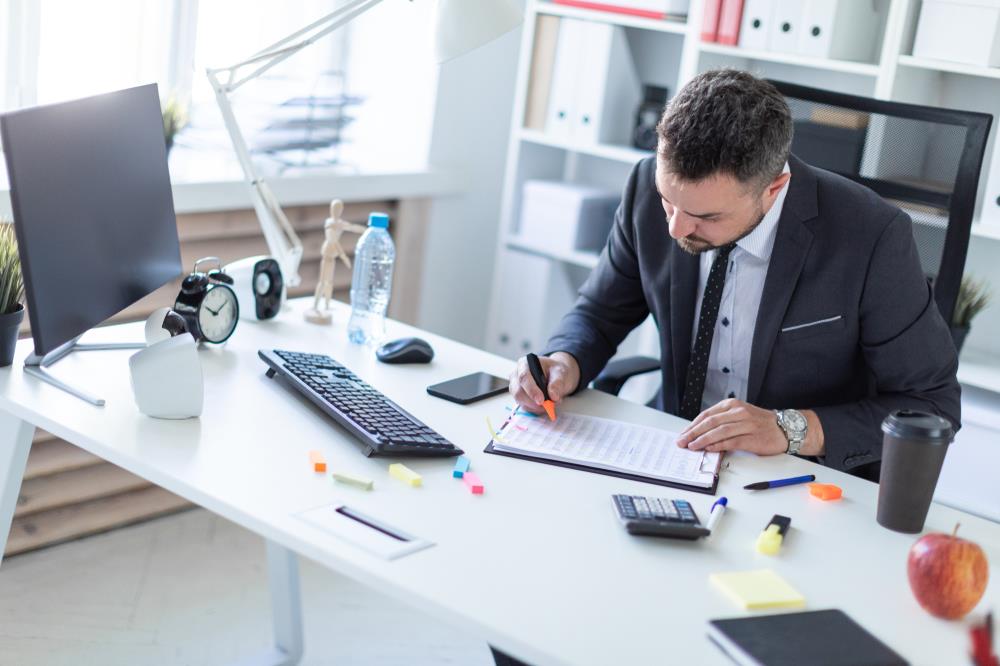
[543,160,651,390]
[813,210,961,471]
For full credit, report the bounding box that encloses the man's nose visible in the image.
[668,211,697,239]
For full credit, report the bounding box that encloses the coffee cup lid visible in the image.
[881,409,954,442]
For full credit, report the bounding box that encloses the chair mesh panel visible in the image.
[784,96,969,284]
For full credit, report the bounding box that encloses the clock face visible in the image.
[198,284,238,343]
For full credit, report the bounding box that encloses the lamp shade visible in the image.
[433,0,524,63]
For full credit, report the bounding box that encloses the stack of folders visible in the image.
[703,0,879,62]
[523,16,640,146]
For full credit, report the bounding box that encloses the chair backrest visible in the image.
[769,80,992,328]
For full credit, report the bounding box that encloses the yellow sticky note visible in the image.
[710,569,806,610]
[389,463,422,487]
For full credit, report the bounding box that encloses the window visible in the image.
[1,0,439,176]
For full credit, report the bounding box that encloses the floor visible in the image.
[0,509,495,666]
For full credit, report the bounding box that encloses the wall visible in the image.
[417,18,523,347]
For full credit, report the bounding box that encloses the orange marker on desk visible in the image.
[526,353,557,422]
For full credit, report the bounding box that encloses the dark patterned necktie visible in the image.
[679,243,735,421]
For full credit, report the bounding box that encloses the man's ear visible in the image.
[766,171,791,198]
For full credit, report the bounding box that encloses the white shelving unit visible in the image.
[486,0,1000,396]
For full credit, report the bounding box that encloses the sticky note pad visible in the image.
[452,456,470,479]
[332,472,374,490]
[309,450,327,473]
[463,472,484,495]
[808,482,843,501]
[389,463,422,487]
[710,569,806,610]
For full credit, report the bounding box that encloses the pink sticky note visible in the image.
[463,472,484,495]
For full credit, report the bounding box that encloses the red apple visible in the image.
[908,523,990,620]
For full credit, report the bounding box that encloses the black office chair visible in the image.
[593,81,993,399]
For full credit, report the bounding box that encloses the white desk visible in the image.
[1,299,997,665]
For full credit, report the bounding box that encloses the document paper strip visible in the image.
[493,411,720,488]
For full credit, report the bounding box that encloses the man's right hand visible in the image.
[509,351,581,414]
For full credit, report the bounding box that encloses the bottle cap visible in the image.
[368,212,390,229]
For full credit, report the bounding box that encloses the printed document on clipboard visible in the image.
[485,410,722,494]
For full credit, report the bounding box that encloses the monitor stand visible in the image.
[24,336,145,406]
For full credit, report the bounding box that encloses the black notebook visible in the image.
[707,609,908,666]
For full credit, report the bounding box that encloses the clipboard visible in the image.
[483,441,720,496]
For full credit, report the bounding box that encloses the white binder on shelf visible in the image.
[572,21,641,146]
[543,18,640,147]
[545,18,586,142]
[767,0,804,53]
[738,0,774,51]
[797,0,878,62]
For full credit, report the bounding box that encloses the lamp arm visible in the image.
[205,0,390,287]
[207,0,387,94]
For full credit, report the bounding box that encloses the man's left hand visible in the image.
[675,398,787,455]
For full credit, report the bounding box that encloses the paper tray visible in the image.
[484,442,719,496]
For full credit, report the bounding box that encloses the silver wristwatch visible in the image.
[776,409,808,455]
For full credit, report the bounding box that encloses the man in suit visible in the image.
[507,69,960,475]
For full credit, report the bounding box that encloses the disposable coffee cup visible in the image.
[877,410,954,533]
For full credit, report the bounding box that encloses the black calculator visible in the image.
[612,494,711,540]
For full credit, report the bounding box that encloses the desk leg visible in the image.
[0,411,34,567]
[236,540,304,666]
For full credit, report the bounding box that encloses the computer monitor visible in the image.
[1,84,182,355]
[0,83,183,402]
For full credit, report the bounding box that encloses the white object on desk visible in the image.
[913,0,1000,68]
[128,331,203,420]
[295,503,433,560]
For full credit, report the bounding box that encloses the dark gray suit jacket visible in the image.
[546,154,961,473]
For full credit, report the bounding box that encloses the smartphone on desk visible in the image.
[427,372,508,405]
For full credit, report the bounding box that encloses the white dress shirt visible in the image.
[692,164,791,411]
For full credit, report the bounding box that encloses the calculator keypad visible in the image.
[614,495,698,523]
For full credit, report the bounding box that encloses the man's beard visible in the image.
[677,204,766,255]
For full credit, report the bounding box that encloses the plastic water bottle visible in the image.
[348,212,395,345]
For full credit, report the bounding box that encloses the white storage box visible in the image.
[517,180,619,254]
[913,0,1000,67]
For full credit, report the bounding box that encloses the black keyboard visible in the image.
[259,349,462,458]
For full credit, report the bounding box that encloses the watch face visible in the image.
[198,285,238,343]
[785,410,808,433]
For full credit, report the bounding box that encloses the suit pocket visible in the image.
[780,315,845,341]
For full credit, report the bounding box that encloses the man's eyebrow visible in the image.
[654,183,722,219]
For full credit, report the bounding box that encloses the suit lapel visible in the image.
[669,245,699,411]
[746,156,818,404]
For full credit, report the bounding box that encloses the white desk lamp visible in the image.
[207,0,523,287]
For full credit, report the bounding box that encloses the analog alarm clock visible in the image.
[173,257,240,344]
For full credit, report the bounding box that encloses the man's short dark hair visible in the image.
[656,69,792,189]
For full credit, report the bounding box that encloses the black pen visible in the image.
[526,353,556,422]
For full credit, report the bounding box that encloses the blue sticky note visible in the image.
[452,456,470,478]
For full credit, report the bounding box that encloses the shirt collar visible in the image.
[736,162,791,261]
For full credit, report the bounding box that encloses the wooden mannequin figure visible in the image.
[304,199,367,324]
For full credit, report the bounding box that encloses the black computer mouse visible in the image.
[376,337,435,364]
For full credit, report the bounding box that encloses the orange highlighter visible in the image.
[526,353,557,421]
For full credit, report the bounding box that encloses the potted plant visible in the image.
[0,222,25,367]
[951,275,992,354]
[161,95,188,156]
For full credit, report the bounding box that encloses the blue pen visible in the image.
[706,496,727,532]
[743,474,816,491]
